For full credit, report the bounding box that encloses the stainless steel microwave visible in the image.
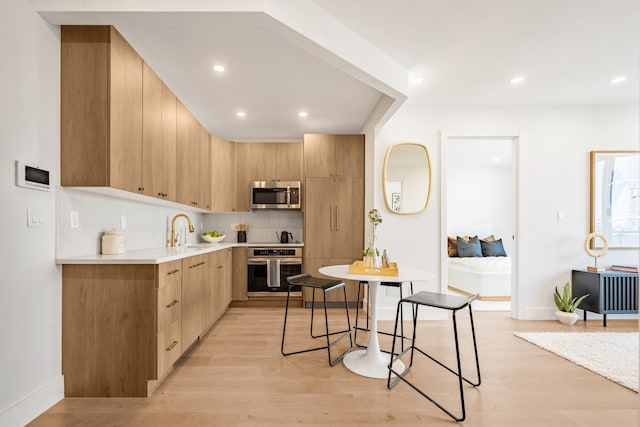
[251,181,301,209]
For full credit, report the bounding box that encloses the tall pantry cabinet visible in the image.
[303,134,364,303]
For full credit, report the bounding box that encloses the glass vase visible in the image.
[364,235,381,268]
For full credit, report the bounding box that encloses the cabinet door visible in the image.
[211,135,235,211]
[333,134,364,178]
[220,248,233,309]
[181,254,207,351]
[334,177,364,259]
[142,63,177,201]
[304,134,334,178]
[109,27,143,193]
[276,143,303,181]
[235,143,252,211]
[232,246,248,301]
[61,26,110,187]
[304,177,334,259]
[196,127,212,210]
[250,143,278,182]
[176,101,198,207]
[203,251,218,329]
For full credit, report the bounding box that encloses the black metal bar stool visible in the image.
[354,281,414,352]
[387,291,481,422]
[281,273,353,366]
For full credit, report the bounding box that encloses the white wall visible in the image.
[371,104,639,320]
[56,188,213,257]
[0,1,63,425]
[447,162,514,255]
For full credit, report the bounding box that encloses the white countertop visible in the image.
[56,242,304,265]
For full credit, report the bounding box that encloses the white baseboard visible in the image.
[0,375,64,427]
[523,307,639,322]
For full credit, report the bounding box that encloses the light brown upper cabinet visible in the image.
[250,143,303,182]
[210,135,236,212]
[176,101,211,210]
[235,143,252,212]
[142,63,177,201]
[61,26,143,192]
[304,134,364,179]
[234,142,303,211]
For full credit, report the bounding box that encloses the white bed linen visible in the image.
[448,256,511,297]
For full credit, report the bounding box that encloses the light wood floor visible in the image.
[30,307,638,426]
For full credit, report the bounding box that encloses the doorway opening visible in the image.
[442,136,518,313]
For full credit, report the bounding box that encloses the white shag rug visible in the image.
[514,332,639,392]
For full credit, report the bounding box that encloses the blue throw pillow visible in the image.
[456,236,482,257]
[480,238,507,257]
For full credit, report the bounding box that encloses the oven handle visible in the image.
[279,259,302,265]
[248,258,301,265]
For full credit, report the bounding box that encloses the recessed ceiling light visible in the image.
[213,65,225,73]
[298,111,308,118]
[493,157,501,163]
[236,111,245,118]
[510,76,525,85]
[412,77,424,85]
[611,76,627,84]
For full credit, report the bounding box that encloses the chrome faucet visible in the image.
[170,213,195,247]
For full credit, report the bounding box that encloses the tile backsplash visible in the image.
[56,187,303,258]
[204,210,303,244]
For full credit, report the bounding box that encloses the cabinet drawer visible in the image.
[157,319,181,378]
[158,259,182,288]
[157,279,181,334]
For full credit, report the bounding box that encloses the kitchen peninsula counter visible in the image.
[56,242,304,265]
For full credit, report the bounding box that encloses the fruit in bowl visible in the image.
[201,231,225,243]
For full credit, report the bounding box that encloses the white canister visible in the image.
[102,229,126,254]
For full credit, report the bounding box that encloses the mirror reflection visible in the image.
[590,150,640,248]
[383,142,431,215]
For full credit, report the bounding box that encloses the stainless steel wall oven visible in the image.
[247,247,302,295]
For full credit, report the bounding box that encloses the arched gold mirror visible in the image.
[383,142,431,215]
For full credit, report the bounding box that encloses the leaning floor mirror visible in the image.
[590,150,640,249]
[382,142,432,215]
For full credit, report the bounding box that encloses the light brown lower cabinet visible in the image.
[182,254,208,350]
[156,260,183,378]
[232,247,248,301]
[62,251,232,398]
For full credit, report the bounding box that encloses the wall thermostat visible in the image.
[16,160,51,191]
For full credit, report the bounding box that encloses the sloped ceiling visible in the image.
[34,0,639,141]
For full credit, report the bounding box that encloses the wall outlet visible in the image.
[70,211,79,228]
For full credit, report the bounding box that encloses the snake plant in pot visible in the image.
[553,282,589,325]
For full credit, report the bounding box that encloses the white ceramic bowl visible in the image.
[201,234,226,243]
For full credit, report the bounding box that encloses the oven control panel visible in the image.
[249,247,302,258]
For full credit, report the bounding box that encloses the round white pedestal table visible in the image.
[318,264,434,379]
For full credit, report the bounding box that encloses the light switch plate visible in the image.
[120,216,127,230]
[70,211,79,228]
[27,207,45,227]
